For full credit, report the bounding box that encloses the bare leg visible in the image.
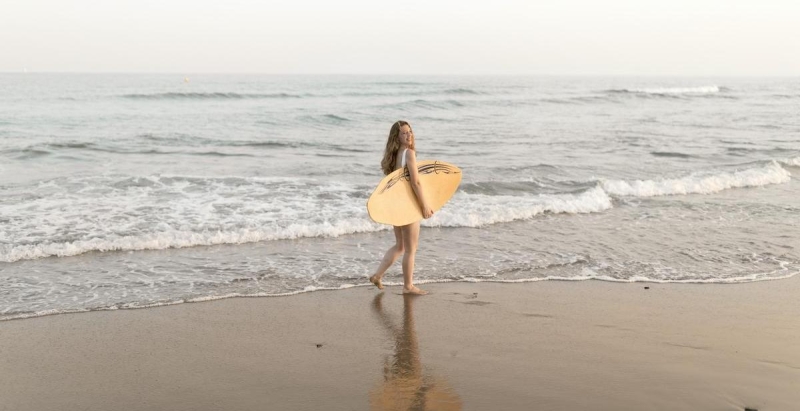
[370,226,405,290]
[401,222,427,295]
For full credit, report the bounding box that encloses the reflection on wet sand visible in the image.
[370,293,462,411]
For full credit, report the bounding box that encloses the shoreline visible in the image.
[4,272,798,322]
[2,277,799,410]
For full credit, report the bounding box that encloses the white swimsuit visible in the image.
[397,148,408,170]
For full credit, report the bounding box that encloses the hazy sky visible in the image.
[2,0,798,75]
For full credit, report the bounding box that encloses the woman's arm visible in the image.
[405,150,434,219]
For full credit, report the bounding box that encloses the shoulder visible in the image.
[405,149,417,161]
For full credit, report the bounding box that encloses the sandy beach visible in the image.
[3,0,800,408]
[2,276,799,411]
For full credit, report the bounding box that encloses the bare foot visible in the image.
[403,286,428,295]
[369,275,384,290]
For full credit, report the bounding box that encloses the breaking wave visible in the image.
[601,161,790,197]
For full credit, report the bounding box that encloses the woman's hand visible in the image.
[406,151,434,219]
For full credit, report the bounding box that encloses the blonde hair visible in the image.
[381,120,415,175]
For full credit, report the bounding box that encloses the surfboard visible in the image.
[367,160,462,226]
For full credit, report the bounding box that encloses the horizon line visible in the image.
[1,71,799,78]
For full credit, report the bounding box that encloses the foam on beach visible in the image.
[4,269,798,322]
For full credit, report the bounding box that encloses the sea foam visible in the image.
[781,156,800,167]
[0,219,387,263]
[0,160,792,262]
[427,186,613,227]
[601,161,791,197]
[0,180,612,262]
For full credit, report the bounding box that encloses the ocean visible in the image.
[1,74,798,320]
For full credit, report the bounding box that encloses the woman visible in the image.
[369,121,434,295]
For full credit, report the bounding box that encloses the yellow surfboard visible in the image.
[367,160,462,226]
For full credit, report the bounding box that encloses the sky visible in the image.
[1,0,798,75]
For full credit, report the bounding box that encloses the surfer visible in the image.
[369,121,434,295]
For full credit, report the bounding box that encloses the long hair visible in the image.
[381,120,415,175]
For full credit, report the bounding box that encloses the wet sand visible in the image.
[1,277,799,411]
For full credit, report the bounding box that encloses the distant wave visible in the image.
[608,86,721,95]
[442,88,482,95]
[4,148,52,159]
[769,94,799,99]
[321,114,351,122]
[11,137,370,156]
[122,92,303,100]
[650,151,693,158]
[601,161,791,197]
[371,81,426,86]
[342,88,482,97]
[395,99,466,110]
[17,142,259,157]
[122,88,483,100]
[540,98,582,105]
[296,114,353,125]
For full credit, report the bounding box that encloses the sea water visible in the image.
[1,74,798,320]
